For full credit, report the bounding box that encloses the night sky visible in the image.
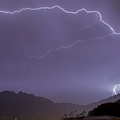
[0,0,120,105]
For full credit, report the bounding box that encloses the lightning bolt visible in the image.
[1,5,120,59]
[2,5,120,97]
[25,33,113,59]
[0,6,119,34]
[112,84,120,96]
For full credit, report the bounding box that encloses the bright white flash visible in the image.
[0,5,119,35]
[1,6,120,59]
[113,84,120,96]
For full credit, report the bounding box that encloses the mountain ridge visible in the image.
[0,91,120,120]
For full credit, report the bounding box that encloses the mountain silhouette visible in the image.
[0,91,120,120]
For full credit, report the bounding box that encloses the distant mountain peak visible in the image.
[0,91,120,120]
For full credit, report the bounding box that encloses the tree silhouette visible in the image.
[88,100,120,117]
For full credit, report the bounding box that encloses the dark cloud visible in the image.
[0,0,120,104]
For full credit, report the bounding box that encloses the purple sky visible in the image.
[0,0,120,104]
